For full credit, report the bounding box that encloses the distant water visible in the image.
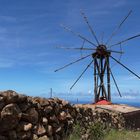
[69,100,140,107]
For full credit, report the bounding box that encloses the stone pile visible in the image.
[0,90,77,140]
[94,108,124,128]
[75,106,125,130]
[0,90,139,140]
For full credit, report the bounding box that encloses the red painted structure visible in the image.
[95,99,112,105]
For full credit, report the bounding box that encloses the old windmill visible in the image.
[55,10,140,103]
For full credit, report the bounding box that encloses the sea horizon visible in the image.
[68,100,140,107]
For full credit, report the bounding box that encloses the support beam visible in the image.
[107,56,111,101]
[94,57,97,103]
[93,55,110,103]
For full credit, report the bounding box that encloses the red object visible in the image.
[96,100,112,105]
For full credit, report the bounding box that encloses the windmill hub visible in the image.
[92,44,111,59]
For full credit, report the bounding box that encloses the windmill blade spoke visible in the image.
[56,46,96,51]
[110,34,140,47]
[110,68,122,97]
[80,10,99,45]
[111,56,140,79]
[61,24,97,47]
[80,40,85,57]
[70,60,93,90]
[54,53,92,72]
[106,10,132,45]
[107,50,124,54]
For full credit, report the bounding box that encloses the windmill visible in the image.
[55,10,140,103]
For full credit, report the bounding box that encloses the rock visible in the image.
[37,135,49,140]
[35,123,46,136]
[18,94,27,102]
[59,111,67,121]
[44,106,53,115]
[33,134,38,140]
[42,117,48,126]
[17,121,32,132]
[0,90,19,104]
[47,125,53,136]
[66,113,72,120]
[53,97,62,104]
[8,130,17,140]
[33,97,50,107]
[49,115,59,124]
[55,126,62,134]
[24,108,39,124]
[18,103,30,112]
[17,131,32,140]
[0,135,8,140]
[54,134,61,140]
[0,103,21,131]
[61,100,69,106]
[0,96,5,110]
[81,133,89,140]
[24,123,33,131]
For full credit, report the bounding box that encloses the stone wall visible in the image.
[0,90,77,140]
[0,90,139,140]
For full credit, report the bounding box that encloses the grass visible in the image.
[36,129,140,140]
[67,122,106,140]
[67,123,140,140]
[68,129,140,140]
[104,129,140,140]
[35,123,140,140]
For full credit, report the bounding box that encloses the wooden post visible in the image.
[107,56,111,101]
[94,57,97,103]
[100,57,104,97]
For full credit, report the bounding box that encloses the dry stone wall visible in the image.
[0,90,138,140]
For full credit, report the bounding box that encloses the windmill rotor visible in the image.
[55,10,140,103]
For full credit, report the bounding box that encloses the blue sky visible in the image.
[0,0,140,103]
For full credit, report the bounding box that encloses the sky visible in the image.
[0,0,140,103]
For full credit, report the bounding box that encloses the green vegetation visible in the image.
[67,123,140,140]
[37,125,140,140]
[104,129,140,140]
[67,122,107,140]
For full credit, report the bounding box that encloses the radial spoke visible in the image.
[70,60,93,90]
[54,54,92,72]
[111,56,140,79]
[110,34,140,47]
[61,24,97,47]
[80,10,99,45]
[110,68,122,97]
[106,10,132,45]
[56,46,124,53]
[56,46,96,51]
[80,40,85,57]
[107,50,124,54]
